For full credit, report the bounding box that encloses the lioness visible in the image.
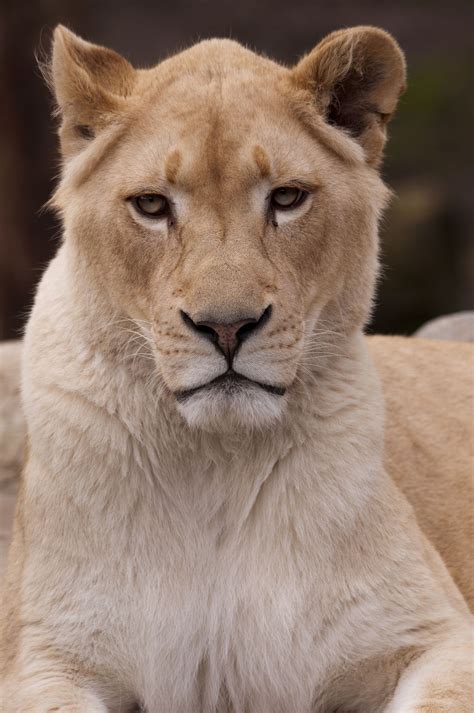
[0,24,472,713]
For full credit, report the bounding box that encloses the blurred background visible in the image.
[0,0,472,340]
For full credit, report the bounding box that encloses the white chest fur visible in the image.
[21,390,403,713]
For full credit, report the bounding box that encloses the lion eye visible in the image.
[271,187,306,210]
[133,194,169,218]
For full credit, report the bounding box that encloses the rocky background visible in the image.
[1,0,473,340]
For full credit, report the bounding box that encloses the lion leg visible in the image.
[1,677,108,713]
[385,629,473,713]
[1,646,109,713]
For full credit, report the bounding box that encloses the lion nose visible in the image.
[181,305,272,365]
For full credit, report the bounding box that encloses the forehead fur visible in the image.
[51,24,406,206]
[136,38,284,90]
[136,39,365,169]
[54,49,364,211]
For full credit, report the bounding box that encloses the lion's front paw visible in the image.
[388,693,471,713]
[0,684,109,713]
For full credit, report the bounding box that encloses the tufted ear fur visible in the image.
[48,25,136,157]
[291,26,406,166]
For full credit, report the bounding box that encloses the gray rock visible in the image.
[414,311,474,342]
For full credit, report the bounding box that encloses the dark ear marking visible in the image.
[291,27,406,166]
[325,65,387,137]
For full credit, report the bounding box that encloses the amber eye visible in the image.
[270,187,307,210]
[133,194,169,218]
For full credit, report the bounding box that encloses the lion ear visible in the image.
[291,26,406,166]
[48,25,136,156]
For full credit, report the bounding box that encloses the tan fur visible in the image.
[1,26,472,713]
[0,341,24,576]
[370,336,474,607]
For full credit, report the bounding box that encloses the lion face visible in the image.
[50,28,405,430]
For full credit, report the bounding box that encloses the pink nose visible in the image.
[198,318,256,362]
[181,306,272,365]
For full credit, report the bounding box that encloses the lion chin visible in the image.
[174,372,288,431]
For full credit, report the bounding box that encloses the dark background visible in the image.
[1,0,473,340]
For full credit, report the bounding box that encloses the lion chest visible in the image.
[126,553,323,712]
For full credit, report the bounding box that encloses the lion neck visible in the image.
[32,244,385,524]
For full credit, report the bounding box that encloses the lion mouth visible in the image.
[174,371,286,403]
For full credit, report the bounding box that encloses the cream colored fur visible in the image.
[1,25,472,713]
[0,341,23,575]
[1,335,472,600]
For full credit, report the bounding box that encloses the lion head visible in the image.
[48,25,405,430]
